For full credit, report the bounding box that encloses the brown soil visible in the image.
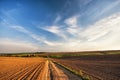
[0,57,81,80]
[53,54,120,80]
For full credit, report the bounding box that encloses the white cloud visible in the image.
[1,19,55,47]
[44,26,60,34]
[1,7,120,52]
[10,25,29,33]
[73,12,120,50]
[42,25,67,39]
[9,25,45,43]
[10,25,59,46]
[43,40,62,46]
[53,15,61,24]
[43,40,56,46]
[0,18,48,45]
[40,12,120,51]
[0,9,58,47]
[64,16,83,36]
[64,16,78,27]
[66,26,82,36]
[81,12,120,42]
[96,0,120,17]
[42,16,80,39]
[0,38,39,53]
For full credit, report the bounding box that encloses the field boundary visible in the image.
[52,61,89,80]
[52,61,102,80]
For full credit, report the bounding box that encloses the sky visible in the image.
[0,0,120,53]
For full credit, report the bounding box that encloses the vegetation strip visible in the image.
[52,61,90,80]
[52,61,102,80]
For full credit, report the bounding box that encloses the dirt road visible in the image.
[0,57,81,80]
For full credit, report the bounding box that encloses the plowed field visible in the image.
[53,54,120,80]
[0,57,81,80]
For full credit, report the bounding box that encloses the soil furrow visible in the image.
[18,63,42,80]
[0,64,30,78]
[30,62,45,80]
[0,63,37,80]
[0,57,82,80]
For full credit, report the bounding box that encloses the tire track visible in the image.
[49,61,69,80]
[37,60,50,80]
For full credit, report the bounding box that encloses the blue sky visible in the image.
[0,0,120,53]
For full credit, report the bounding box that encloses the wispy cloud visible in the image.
[1,1,120,53]
[64,16,78,27]
[81,12,120,42]
[0,38,39,53]
[42,16,80,39]
[0,14,52,47]
[80,0,120,26]
[10,25,45,42]
[9,25,55,46]
[53,15,61,24]
[0,9,49,45]
[40,12,120,51]
[65,16,82,35]
[94,0,120,18]
[42,25,67,39]
[10,25,29,33]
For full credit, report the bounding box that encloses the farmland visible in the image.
[0,57,81,80]
[52,54,120,80]
[0,50,120,80]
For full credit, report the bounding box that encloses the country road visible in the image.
[0,57,81,80]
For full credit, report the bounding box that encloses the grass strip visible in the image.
[52,61,90,80]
